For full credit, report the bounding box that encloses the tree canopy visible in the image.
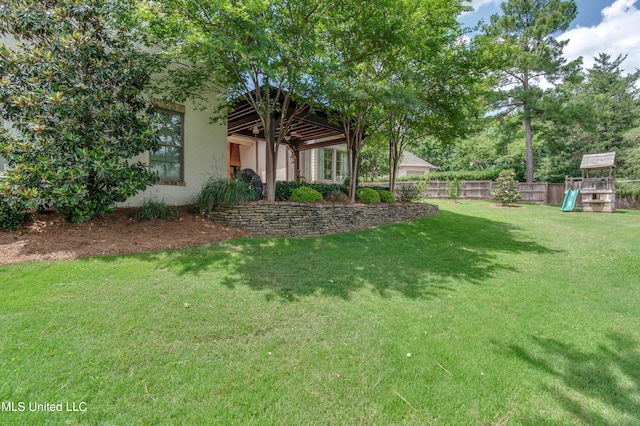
[139,0,490,201]
[138,0,336,201]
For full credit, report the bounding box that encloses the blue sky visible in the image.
[460,0,640,74]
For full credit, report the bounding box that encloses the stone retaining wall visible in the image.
[209,202,439,237]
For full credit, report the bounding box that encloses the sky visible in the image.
[460,0,640,75]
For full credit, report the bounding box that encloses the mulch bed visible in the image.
[0,206,244,266]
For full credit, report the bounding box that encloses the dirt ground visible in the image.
[0,206,245,266]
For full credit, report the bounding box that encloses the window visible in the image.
[0,156,5,173]
[151,108,184,182]
[317,148,348,183]
[321,148,333,180]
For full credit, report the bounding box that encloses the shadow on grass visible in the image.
[508,332,640,425]
[116,210,557,301]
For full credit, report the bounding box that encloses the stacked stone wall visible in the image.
[209,202,439,237]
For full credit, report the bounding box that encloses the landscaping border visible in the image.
[209,202,439,237]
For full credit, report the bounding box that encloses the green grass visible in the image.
[1,201,639,425]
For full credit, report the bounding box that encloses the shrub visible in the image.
[446,178,463,203]
[276,181,306,200]
[290,186,323,202]
[324,190,348,202]
[138,198,179,220]
[394,169,509,182]
[0,193,31,231]
[276,181,345,201]
[195,177,257,214]
[492,169,521,205]
[356,187,381,203]
[376,189,396,203]
[617,182,640,198]
[396,184,421,202]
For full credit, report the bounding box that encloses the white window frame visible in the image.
[317,148,347,183]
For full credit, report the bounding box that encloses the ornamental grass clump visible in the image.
[138,198,179,220]
[356,187,381,204]
[290,186,323,202]
[195,177,257,215]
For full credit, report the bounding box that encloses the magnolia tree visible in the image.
[0,0,161,223]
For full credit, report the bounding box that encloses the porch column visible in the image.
[288,145,301,182]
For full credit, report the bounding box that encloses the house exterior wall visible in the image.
[301,144,348,183]
[397,166,436,177]
[0,36,17,176]
[235,141,293,183]
[121,98,228,207]
[234,142,346,184]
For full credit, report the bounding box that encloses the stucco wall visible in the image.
[121,99,228,207]
[209,202,439,237]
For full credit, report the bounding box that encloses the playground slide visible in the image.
[561,189,580,212]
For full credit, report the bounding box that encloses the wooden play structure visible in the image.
[564,152,616,213]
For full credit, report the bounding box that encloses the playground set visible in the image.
[561,152,616,213]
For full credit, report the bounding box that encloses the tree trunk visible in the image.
[347,146,359,203]
[524,115,534,183]
[388,139,395,193]
[264,114,278,202]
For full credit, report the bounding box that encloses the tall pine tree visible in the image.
[484,0,578,182]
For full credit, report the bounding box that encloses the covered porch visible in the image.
[226,97,348,184]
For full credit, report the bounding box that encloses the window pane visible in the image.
[165,146,181,163]
[165,163,181,178]
[336,151,348,182]
[150,146,166,162]
[322,149,333,180]
[151,109,183,180]
[151,162,166,177]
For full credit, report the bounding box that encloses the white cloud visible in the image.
[466,0,501,9]
[461,0,501,16]
[559,0,640,73]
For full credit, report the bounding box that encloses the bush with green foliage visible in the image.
[492,169,521,205]
[138,198,179,220]
[276,181,345,201]
[195,177,257,214]
[376,189,396,203]
[446,178,463,203]
[617,182,640,198]
[395,169,508,182]
[0,191,32,231]
[396,184,421,202]
[356,188,381,204]
[290,186,323,202]
[0,0,162,223]
[324,190,349,202]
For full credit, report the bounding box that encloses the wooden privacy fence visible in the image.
[366,180,639,209]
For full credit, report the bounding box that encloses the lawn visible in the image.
[1,201,639,425]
